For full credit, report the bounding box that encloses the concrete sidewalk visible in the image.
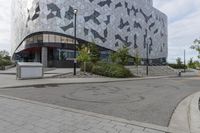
[169,91,200,133]
[0,68,199,89]
[0,95,169,133]
[0,73,179,89]
[0,67,75,74]
[0,67,79,78]
[1,70,199,89]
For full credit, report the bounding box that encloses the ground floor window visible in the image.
[58,49,79,61]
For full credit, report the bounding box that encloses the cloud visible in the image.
[0,0,200,62]
[0,0,11,53]
[154,0,200,22]
[154,0,200,63]
[168,10,200,62]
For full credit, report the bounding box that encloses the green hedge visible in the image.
[0,59,12,70]
[0,59,12,67]
[168,64,187,69]
[80,61,133,78]
[91,62,133,78]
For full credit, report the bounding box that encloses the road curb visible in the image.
[169,91,200,133]
[0,94,171,133]
[189,92,200,133]
[0,75,178,89]
[168,93,193,133]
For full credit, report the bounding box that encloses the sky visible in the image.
[0,0,200,63]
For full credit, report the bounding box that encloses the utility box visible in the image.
[16,62,43,80]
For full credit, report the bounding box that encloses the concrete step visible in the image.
[126,66,177,76]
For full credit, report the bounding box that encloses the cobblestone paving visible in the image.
[0,97,165,133]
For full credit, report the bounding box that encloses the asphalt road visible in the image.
[0,76,200,127]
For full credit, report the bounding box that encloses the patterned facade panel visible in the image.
[11,0,168,59]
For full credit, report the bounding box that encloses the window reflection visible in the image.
[55,35,61,43]
[49,34,55,42]
[37,35,43,42]
[33,35,38,43]
[58,49,79,61]
[25,33,77,45]
[43,34,49,42]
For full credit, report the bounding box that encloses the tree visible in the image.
[0,50,12,69]
[191,39,200,59]
[77,45,90,74]
[109,46,130,65]
[88,42,100,64]
[117,46,129,65]
[109,52,118,64]
[188,58,200,69]
[188,58,195,69]
[194,61,200,69]
[176,57,182,66]
[0,50,9,58]
[0,50,10,61]
[134,49,141,75]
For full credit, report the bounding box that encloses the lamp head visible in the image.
[74,9,78,14]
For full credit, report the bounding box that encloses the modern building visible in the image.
[11,0,168,67]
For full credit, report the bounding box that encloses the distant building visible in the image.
[11,0,168,67]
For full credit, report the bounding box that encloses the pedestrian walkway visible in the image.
[0,95,167,133]
[0,72,179,89]
[0,67,79,78]
[0,67,199,89]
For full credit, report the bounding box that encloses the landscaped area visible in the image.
[0,50,13,70]
[77,43,134,78]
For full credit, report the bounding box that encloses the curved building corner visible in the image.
[11,0,168,67]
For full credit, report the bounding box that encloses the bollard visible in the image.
[178,72,181,77]
[199,97,200,111]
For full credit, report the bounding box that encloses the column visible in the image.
[42,47,48,67]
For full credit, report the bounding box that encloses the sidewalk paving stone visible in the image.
[0,96,167,133]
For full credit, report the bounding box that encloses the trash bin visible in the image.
[16,62,43,80]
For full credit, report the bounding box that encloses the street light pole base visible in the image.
[74,60,77,75]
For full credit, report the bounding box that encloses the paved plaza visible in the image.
[0,77,200,127]
[0,96,166,133]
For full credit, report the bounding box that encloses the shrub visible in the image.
[80,62,93,72]
[0,59,12,66]
[109,52,118,64]
[109,46,130,65]
[0,59,12,70]
[88,42,100,64]
[168,63,187,69]
[77,45,90,63]
[117,46,129,65]
[92,62,133,78]
[77,45,91,73]
[187,58,200,69]
[0,50,13,70]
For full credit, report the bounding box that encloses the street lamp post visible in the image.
[184,49,186,73]
[73,9,78,75]
[146,41,149,76]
